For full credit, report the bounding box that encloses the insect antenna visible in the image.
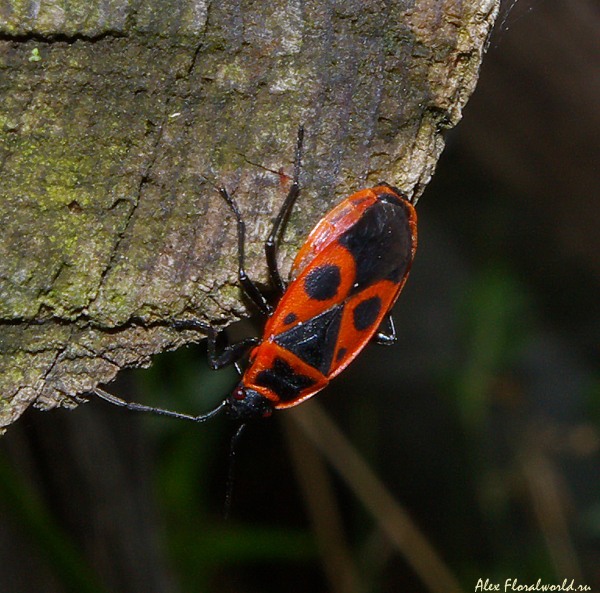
[92,387,227,423]
[223,422,248,519]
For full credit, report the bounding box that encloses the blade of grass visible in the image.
[290,400,464,593]
[284,417,364,593]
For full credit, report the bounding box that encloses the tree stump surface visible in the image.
[0,0,499,429]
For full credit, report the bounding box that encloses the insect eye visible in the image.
[233,386,246,400]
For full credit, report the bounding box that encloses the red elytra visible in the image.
[228,183,417,420]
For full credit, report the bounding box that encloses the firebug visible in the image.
[93,127,418,427]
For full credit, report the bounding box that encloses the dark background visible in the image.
[1,1,598,592]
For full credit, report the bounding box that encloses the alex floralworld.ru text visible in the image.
[475,578,591,592]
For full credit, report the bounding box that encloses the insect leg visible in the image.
[92,387,226,422]
[374,313,397,345]
[172,319,258,370]
[264,125,304,295]
[206,327,259,371]
[219,188,273,316]
[223,422,247,519]
[172,318,211,332]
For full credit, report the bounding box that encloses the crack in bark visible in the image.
[86,96,174,317]
[0,31,127,43]
[185,0,211,78]
[87,196,140,314]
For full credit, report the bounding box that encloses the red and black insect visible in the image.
[94,128,417,425]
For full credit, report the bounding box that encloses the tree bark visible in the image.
[0,0,499,429]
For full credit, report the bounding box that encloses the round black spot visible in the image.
[283,312,297,325]
[336,347,347,362]
[353,296,382,331]
[304,264,341,301]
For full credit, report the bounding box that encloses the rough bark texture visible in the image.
[0,0,499,429]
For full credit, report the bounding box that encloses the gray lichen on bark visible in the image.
[0,0,499,429]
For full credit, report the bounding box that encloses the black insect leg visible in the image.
[205,327,259,371]
[374,313,397,345]
[223,422,247,519]
[173,319,258,371]
[219,188,273,316]
[92,387,227,422]
[264,125,304,295]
